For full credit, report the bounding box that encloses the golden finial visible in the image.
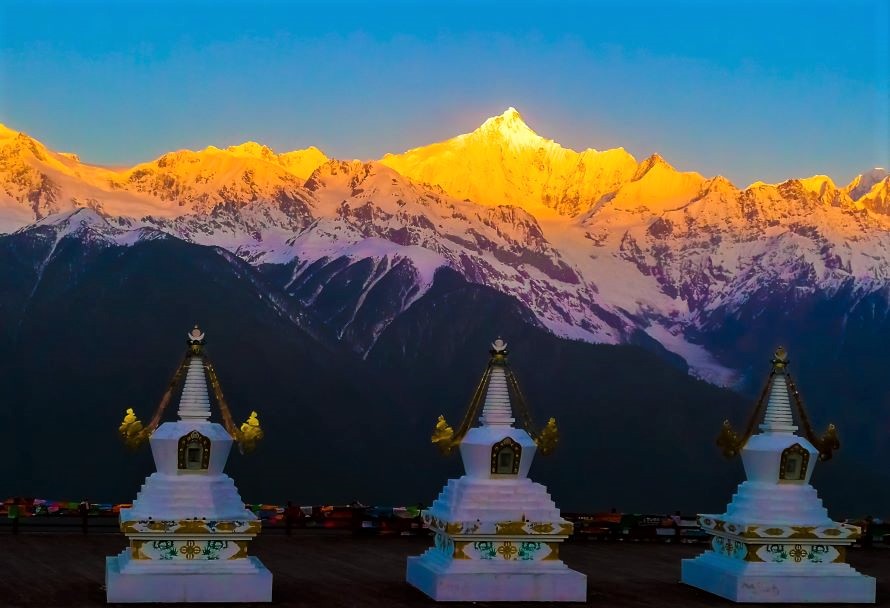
[187,324,206,355]
[432,414,456,454]
[238,410,264,453]
[772,346,789,369]
[535,417,559,455]
[119,407,148,449]
[489,337,508,362]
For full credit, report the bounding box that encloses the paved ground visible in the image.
[0,531,887,607]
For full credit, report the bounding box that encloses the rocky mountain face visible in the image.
[4,221,888,515]
[0,220,749,511]
[0,123,328,229]
[1,111,889,389]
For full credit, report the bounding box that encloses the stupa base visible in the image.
[406,553,586,602]
[681,552,875,604]
[105,553,273,603]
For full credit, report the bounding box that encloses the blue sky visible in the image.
[1,0,887,187]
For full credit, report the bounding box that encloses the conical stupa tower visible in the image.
[681,347,874,603]
[406,339,586,602]
[106,326,272,603]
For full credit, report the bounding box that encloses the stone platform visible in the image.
[407,552,586,601]
[106,552,273,603]
[2,532,888,607]
[682,552,876,603]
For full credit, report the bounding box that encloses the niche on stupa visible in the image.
[779,443,809,482]
[491,437,522,475]
[177,430,211,471]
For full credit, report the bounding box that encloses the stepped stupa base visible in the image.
[407,553,586,602]
[106,552,273,603]
[682,553,875,604]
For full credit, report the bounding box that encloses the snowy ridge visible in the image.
[381,107,639,216]
[2,112,889,384]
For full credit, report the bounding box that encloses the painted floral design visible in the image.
[712,536,747,560]
[202,540,229,560]
[496,542,518,559]
[121,519,259,535]
[434,532,454,557]
[152,540,177,560]
[141,538,239,560]
[473,541,496,559]
[518,541,543,560]
[808,545,830,563]
[765,544,789,562]
[180,540,202,560]
[789,544,808,562]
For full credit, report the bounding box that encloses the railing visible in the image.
[0,515,117,535]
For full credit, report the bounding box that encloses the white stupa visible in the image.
[407,339,586,602]
[106,326,272,603]
[682,347,874,603]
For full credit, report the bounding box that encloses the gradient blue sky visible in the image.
[1,0,887,187]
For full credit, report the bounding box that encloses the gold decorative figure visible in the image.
[431,415,456,454]
[119,408,147,449]
[816,424,840,461]
[536,417,559,456]
[239,411,264,454]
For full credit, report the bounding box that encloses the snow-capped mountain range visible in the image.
[2,110,888,385]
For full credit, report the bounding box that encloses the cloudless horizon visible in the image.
[1,0,887,187]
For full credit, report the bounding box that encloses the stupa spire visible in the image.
[757,347,797,434]
[478,339,515,426]
[117,324,263,453]
[431,337,558,455]
[717,346,839,460]
[177,325,212,421]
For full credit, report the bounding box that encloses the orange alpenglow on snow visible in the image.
[2,112,890,385]
[3,110,886,226]
[380,107,640,216]
[0,122,329,222]
[602,153,705,214]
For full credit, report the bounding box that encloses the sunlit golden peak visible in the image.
[632,153,675,180]
[481,106,527,125]
[501,106,523,121]
[0,123,20,140]
[226,141,276,159]
[285,145,325,155]
[711,174,732,184]
[475,107,545,148]
[799,174,837,194]
[704,175,737,191]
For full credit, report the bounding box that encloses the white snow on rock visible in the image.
[2,112,889,385]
